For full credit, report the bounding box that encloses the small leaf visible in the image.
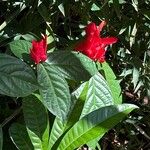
[58,3,65,16]
[9,123,34,150]
[37,63,71,120]
[9,40,31,59]
[57,104,138,150]
[130,23,137,48]
[101,62,122,104]
[23,95,49,150]
[132,67,139,89]
[0,54,38,97]
[91,3,100,11]
[46,51,98,81]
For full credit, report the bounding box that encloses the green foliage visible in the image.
[101,62,122,104]
[80,72,113,118]
[9,40,31,59]
[1,0,148,149]
[9,123,34,150]
[0,54,38,97]
[46,51,98,81]
[37,64,71,120]
[22,96,49,150]
[57,104,138,150]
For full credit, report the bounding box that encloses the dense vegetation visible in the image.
[0,0,150,149]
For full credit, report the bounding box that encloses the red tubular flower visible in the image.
[74,21,118,63]
[30,35,47,64]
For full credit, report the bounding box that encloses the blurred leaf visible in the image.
[37,64,71,120]
[0,126,2,150]
[130,23,137,48]
[23,95,49,150]
[46,51,98,81]
[0,54,38,97]
[132,67,139,89]
[9,40,31,59]
[112,0,121,19]
[57,104,138,150]
[9,123,34,150]
[38,3,51,22]
[58,3,65,16]
[91,3,100,11]
[0,4,26,31]
[101,62,122,104]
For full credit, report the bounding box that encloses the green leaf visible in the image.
[23,95,49,150]
[49,118,66,149]
[58,3,65,16]
[49,83,89,149]
[37,63,71,120]
[9,40,31,59]
[0,54,38,97]
[46,51,98,81]
[91,3,100,11]
[0,126,2,150]
[66,82,89,128]
[80,72,113,118]
[9,123,34,150]
[57,104,138,150]
[87,135,103,149]
[101,62,122,104]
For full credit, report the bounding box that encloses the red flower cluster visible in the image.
[74,21,118,63]
[30,35,47,64]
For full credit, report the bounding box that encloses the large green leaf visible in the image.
[9,123,34,150]
[37,63,71,120]
[101,62,122,104]
[57,104,138,150]
[0,126,2,150]
[0,54,38,97]
[80,72,114,118]
[9,40,31,59]
[46,51,98,81]
[22,95,49,150]
[49,82,89,149]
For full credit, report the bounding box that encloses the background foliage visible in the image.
[0,0,150,149]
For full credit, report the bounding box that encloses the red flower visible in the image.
[30,35,47,64]
[74,21,118,62]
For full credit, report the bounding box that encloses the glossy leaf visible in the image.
[101,62,122,104]
[0,54,38,97]
[22,95,49,150]
[9,123,34,150]
[9,40,31,58]
[0,126,2,150]
[46,51,98,81]
[80,72,113,118]
[37,63,71,120]
[57,104,138,150]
